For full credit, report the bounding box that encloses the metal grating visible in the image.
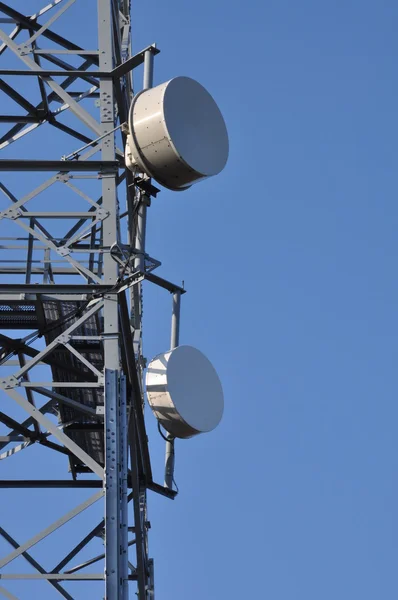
[0,303,39,329]
[42,300,104,470]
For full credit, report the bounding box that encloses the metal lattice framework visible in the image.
[0,1,182,597]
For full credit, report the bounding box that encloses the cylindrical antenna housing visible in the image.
[125,76,229,190]
[146,345,224,438]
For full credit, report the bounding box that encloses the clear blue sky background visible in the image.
[1,0,398,598]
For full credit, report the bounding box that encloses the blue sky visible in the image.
[0,0,398,598]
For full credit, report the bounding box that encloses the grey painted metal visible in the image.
[0,574,104,580]
[0,283,119,293]
[128,406,148,599]
[0,490,103,569]
[33,49,99,55]
[2,387,104,478]
[145,271,186,294]
[0,2,97,61]
[63,123,124,161]
[129,55,155,600]
[164,431,175,490]
[170,292,181,350]
[143,49,155,90]
[0,159,118,171]
[134,198,148,274]
[0,68,103,76]
[51,521,107,575]
[104,370,123,598]
[21,382,102,388]
[132,50,154,365]
[120,376,129,598]
[148,558,155,598]
[126,50,150,381]
[32,387,99,418]
[0,1,185,597]
[0,29,102,135]
[0,526,73,600]
[65,539,136,575]
[24,0,77,47]
[0,480,103,488]
[112,44,159,80]
[164,291,181,489]
[8,299,104,380]
[0,400,54,450]
[96,3,130,594]
[0,585,18,600]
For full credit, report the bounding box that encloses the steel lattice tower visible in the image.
[0,1,180,597]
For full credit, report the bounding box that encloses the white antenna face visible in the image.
[126,77,229,190]
[145,345,224,438]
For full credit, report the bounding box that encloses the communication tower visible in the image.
[0,1,228,598]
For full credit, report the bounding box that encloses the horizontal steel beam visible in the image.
[0,480,103,488]
[33,388,100,418]
[0,574,104,580]
[145,272,186,294]
[0,160,119,171]
[0,116,38,123]
[0,45,160,80]
[64,423,104,431]
[0,525,73,599]
[65,538,136,574]
[33,50,99,55]
[0,2,99,66]
[146,480,177,500]
[0,411,32,438]
[0,275,143,295]
[17,212,99,218]
[21,382,102,388]
[0,334,97,383]
[0,490,104,570]
[112,44,160,79]
[0,69,108,76]
[0,283,114,294]
[0,294,98,301]
[0,268,100,275]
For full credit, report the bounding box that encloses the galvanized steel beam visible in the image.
[0,1,155,596]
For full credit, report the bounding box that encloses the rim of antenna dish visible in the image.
[166,345,224,433]
[162,77,229,177]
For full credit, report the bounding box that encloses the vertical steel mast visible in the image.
[0,1,172,597]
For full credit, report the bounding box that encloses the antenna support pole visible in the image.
[164,291,181,488]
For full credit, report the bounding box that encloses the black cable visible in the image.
[172,477,179,494]
[157,421,172,442]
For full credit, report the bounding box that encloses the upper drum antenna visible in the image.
[125,76,229,190]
